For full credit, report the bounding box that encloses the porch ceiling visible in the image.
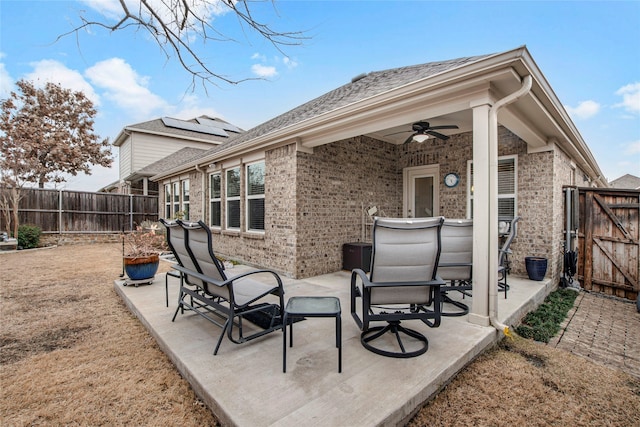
[296,66,550,150]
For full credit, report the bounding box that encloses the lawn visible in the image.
[1,244,638,426]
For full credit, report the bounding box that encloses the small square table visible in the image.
[283,296,342,373]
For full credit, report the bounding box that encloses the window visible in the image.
[164,184,171,219]
[226,167,241,229]
[172,182,180,217]
[246,161,265,231]
[209,173,221,227]
[181,180,190,220]
[468,156,517,218]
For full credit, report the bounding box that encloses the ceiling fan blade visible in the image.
[429,125,459,130]
[403,133,416,144]
[427,130,450,140]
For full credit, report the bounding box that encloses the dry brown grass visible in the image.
[0,244,219,426]
[1,244,639,426]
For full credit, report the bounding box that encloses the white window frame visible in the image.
[226,167,241,230]
[172,181,180,218]
[209,172,221,228]
[467,155,518,219]
[181,179,190,220]
[164,184,171,219]
[245,161,265,232]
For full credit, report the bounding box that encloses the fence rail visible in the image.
[1,187,158,234]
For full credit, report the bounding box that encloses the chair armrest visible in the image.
[439,262,472,268]
[172,264,283,289]
[172,264,226,287]
[361,278,445,288]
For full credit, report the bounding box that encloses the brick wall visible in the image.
[295,136,399,277]
[154,127,573,281]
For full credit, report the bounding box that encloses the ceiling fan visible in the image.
[387,121,459,144]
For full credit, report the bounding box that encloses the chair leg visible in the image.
[361,321,428,358]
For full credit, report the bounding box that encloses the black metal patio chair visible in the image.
[438,218,473,316]
[161,219,285,355]
[350,217,445,358]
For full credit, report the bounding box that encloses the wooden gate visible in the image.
[576,188,639,300]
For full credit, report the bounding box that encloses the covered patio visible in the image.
[116,266,553,426]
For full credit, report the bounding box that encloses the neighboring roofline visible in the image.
[152,46,606,186]
[113,127,227,147]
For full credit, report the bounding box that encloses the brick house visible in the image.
[105,116,243,195]
[152,46,605,327]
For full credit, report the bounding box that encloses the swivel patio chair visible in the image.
[350,217,445,358]
[438,219,473,316]
[167,220,285,355]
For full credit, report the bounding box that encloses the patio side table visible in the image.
[283,296,342,373]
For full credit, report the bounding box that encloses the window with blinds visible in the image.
[246,162,265,231]
[181,180,190,220]
[226,168,241,229]
[164,184,171,219]
[209,173,221,227]
[468,156,517,218]
[172,182,180,218]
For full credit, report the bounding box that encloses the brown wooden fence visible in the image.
[576,187,639,300]
[1,187,158,234]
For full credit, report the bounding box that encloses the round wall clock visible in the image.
[444,173,460,188]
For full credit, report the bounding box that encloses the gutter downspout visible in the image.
[195,164,206,220]
[488,74,533,335]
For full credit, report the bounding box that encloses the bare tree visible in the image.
[0,79,112,189]
[60,0,307,88]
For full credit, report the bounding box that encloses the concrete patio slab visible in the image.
[115,267,553,427]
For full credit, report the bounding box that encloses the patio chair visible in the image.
[438,219,473,316]
[350,217,445,358]
[166,219,285,355]
[160,218,209,309]
[498,216,520,298]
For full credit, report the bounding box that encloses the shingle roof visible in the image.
[124,115,243,144]
[138,147,208,176]
[201,54,492,155]
[609,174,640,189]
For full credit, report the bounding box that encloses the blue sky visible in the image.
[1,0,639,191]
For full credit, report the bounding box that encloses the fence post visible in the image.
[129,194,134,231]
[58,189,63,234]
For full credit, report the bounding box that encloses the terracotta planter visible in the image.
[124,254,160,281]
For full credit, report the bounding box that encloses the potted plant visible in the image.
[124,223,167,281]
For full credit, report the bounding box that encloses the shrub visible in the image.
[17,224,41,249]
[515,289,578,343]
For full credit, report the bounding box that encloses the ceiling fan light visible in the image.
[413,134,430,143]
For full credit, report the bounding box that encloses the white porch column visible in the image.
[143,177,149,196]
[469,103,491,326]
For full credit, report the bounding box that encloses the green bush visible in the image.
[17,224,41,249]
[515,289,578,343]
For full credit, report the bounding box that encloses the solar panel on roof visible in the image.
[161,117,229,137]
[196,117,242,133]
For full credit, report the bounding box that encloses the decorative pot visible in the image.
[124,254,160,281]
[525,257,547,281]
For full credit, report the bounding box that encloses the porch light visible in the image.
[413,134,430,143]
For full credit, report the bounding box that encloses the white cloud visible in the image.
[615,82,640,114]
[23,59,100,105]
[283,57,298,70]
[625,140,640,155]
[81,0,230,30]
[251,53,267,62]
[0,61,13,98]
[169,94,225,122]
[251,63,278,78]
[565,100,601,120]
[85,58,168,118]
